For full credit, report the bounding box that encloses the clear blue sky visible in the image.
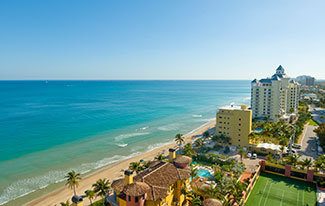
[0,0,324,80]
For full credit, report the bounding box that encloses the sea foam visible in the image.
[0,153,141,205]
[114,132,149,141]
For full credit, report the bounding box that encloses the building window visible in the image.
[135,196,139,203]
[239,123,241,126]
[128,196,131,201]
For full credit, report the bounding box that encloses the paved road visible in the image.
[298,124,318,159]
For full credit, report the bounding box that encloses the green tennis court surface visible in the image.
[245,172,316,206]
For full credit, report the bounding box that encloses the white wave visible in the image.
[0,153,141,205]
[116,143,128,148]
[157,123,181,131]
[114,132,149,141]
[147,142,171,151]
[243,96,251,100]
[0,170,67,205]
[140,126,149,130]
[0,136,180,205]
[194,118,213,122]
[192,114,202,118]
[135,126,149,131]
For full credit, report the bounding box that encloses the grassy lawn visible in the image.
[308,119,319,126]
[246,172,316,206]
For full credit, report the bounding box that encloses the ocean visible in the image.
[0,80,250,205]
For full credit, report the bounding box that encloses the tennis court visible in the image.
[245,172,316,206]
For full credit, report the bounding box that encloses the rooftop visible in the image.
[112,160,191,200]
[219,104,249,111]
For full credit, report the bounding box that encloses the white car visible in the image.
[247,152,252,158]
[252,153,257,159]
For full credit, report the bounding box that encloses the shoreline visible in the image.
[20,119,215,206]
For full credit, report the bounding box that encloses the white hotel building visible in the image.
[251,65,300,121]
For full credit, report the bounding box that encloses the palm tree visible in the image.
[85,189,95,205]
[191,194,202,206]
[190,166,198,179]
[231,181,245,203]
[65,170,81,196]
[129,162,142,173]
[301,158,313,170]
[238,147,245,162]
[155,153,166,161]
[60,200,70,206]
[175,133,185,148]
[220,134,231,146]
[92,178,111,206]
[183,143,195,157]
[279,145,285,158]
[181,186,192,206]
[315,155,325,172]
[203,184,223,200]
[194,138,204,148]
[203,131,210,140]
[286,154,300,166]
[266,154,275,163]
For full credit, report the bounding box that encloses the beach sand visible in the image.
[24,119,216,206]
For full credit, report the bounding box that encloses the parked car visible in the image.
[247,152,252,158]
[252,153,257,159]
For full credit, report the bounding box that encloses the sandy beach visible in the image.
[25,119,216,206]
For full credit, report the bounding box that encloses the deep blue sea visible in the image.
[0,80,250,204]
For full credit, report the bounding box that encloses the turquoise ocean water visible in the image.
[0,80,250,205]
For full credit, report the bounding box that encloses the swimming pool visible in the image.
[254,127,264,133]
[197,168,214,179]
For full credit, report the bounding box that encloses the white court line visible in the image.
[302,190,304,205]
[280,191,284,206]
[258,180,269,206]
[263,182,273,206]
[297,190,300,206]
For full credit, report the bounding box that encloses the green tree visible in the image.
[191,194,202,206]
[194,138,204,148]
[183,143,196,157]
[60,200,70,206]
[65,170,81,196]
[92,178,111,205]
[175,133,185,148]
[154,153,166,161]
[85,189,95,205]
[266,154,275,162]
[315,155,325,172]
[129,162,142,173]
[238,147,245,162]
[279,145,285,158]
[285,154,300,166]
[315,123,325,149]
[190,166,198,179]
[300,158,313,170]
[203,131,210,139]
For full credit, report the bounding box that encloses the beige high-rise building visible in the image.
[251,65,300,121]
[216,105,252,148]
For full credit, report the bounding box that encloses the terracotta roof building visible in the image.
[111,149,192,206]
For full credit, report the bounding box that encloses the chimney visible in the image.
[241,105,247,110]
[169,148,176,162]
[124,170,134,185]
